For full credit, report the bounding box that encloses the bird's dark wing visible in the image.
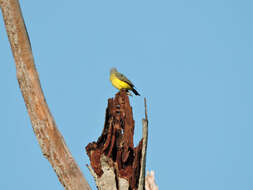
[115,72,135,87]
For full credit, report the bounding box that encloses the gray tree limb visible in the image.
[0,0,91,189]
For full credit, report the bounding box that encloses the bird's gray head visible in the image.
[110,68,118,75]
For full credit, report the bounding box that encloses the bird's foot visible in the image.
[126,91,133,97]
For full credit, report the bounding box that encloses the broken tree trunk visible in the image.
[86,90,148,190]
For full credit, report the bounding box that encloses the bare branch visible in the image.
[0,0,90,189]
[145,171,158,190]
[138,98,148,190]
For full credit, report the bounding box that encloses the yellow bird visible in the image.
[110,68,140,96]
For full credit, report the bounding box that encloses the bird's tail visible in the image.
[132,88,140,96]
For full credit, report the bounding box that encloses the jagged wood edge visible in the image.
[87,155,129,190]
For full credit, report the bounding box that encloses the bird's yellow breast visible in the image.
[110,73,131,90]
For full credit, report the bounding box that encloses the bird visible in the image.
[110,68,140,96]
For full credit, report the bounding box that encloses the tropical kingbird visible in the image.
[110,68,140,96]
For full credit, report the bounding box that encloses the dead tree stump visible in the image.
[86,90,148,190]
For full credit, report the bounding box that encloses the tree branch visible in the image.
[0,0,91,189]
[138,98,148,190]
[145,171,158,190]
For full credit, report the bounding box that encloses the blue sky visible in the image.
[1,0,253,189]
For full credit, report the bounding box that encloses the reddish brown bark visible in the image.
[86,90,143,190]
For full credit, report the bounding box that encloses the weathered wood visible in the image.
[145,171,159,190]
[0,1,91,189]
[86,90,148,190]
[138,98,148,190]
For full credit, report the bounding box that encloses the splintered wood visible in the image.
[86,90,143,190]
